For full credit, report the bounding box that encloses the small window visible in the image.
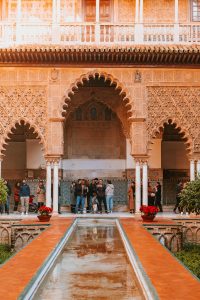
[90,107,97,120]
[191,0,200,21]
[75,108,82,121]
[105,107,112,121]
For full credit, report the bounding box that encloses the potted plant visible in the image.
[140,205,159,222]
[37,205,53,222]
[0,178,8,213]
[179,179,200,215]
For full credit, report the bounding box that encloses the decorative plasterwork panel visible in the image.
[0,86,47,152]
[147,86,200,154]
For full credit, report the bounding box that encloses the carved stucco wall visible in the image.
[0,86,47,154]
[147,86,200,156]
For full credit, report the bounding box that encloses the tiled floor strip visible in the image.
[120,218,200,300]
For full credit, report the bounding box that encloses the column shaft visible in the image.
[175,0,179,23]
[197,160,200,178]
[135,0,139,23]
[142,162,148,206]
[135,161,141,213]
[53,161,59,213]
[96,0,100,22]
[190,160,195,181]
[46,162,52,207]
[139,0,143,23]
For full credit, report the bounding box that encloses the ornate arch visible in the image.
[0,85,47,155]
[61,70,134,137]
[147,117,192,154]
[0,118,45,155]
[147,86,200,155]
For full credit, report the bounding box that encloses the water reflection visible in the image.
[34,223,144,300]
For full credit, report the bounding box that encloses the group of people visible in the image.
[0,179,46,215]
[128,181,163,213]
[71,178,114,214]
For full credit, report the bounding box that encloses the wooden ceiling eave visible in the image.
[0,46,200,66]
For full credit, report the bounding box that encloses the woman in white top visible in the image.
[105,180,114,213]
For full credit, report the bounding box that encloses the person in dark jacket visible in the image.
[173,181,183,213]
[88,179,97,212]
[20,179,30,215]
[96,179,107,213]
[155,181,163,212]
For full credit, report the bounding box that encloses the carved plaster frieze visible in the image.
[0,86,47,152]
[147,86,200,155]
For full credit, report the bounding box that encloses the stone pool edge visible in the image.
[18,218,78,300]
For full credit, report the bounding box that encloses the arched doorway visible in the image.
[1,121,45,210]
[149,120,189,206]
[60,74,132,210]
[62,75,130,179]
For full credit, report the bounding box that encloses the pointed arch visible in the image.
[61,70,134,118]
[147,118,192,155]
[0,118,46,155]
[61,70,135,139]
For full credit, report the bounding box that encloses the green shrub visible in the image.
[175,244,200,279]
[179,179,200,214]
[0,178,8,204]
[0,244,12,264]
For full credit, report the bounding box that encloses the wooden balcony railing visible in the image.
[0,22,199,46]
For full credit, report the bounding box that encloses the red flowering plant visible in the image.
[38,206,53,216]
[140,205,159,216]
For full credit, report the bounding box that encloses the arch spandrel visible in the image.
[147,86,200,156]
[0,86,47,155]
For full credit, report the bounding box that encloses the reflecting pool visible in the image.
[34,220,144,300]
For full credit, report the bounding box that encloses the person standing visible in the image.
[148,182,155,206]
[14,182,21,212]
[37,180,46,209]
[105,180,114,213]
[20,179,30,215]
[96,179,107,213]
[155,181,163,212]
[4,181,11,214]
[128,181,135,213]
[174,181,184,214]
[89,179,97,212]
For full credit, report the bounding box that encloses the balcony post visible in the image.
[52,0,61,44]
[16,0,22,44]
[190,159,195,181]
[95,0,100,43]
[135,0,144,43]
[135,0,139,23]
[174,0,179,43]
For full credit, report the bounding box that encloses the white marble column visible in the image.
[135,0,139,23]
[53,160,59,214]
[46,161,52,208]
[190,160,195,181]
[139,0,143,23]
[95,0,100,42]
[135,161,141,213]
[16,0,22,43]
[174,0,179,42]
[175,0,179,23]
[142,161,148,206]
[197,160,200,178]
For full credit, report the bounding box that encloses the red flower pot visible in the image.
[37,215,51,222]
[141,214,156,222]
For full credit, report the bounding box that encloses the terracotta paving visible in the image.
[0,217,74,300]
[120,217,200,300]
[0,216,199,300]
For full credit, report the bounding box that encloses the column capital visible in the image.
[45,155,61,164]
[133,155,149,164]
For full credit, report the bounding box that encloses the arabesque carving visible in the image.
[147,87,200,154]
[0,86,47,153]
